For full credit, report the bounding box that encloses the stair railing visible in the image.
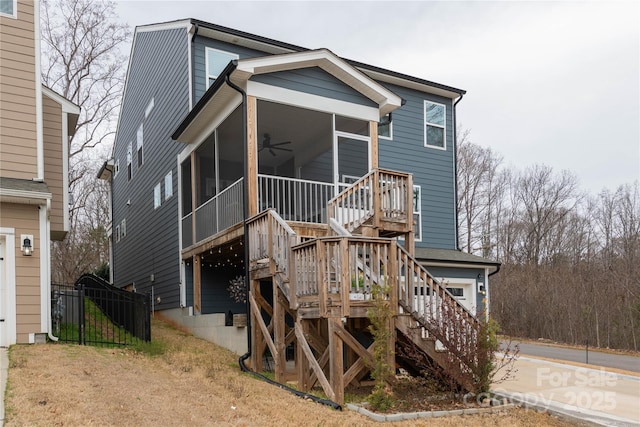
[247,209,297,300]
[396,244,481,370]
[328,168,413,233]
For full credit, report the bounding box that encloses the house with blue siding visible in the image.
[103,19,500,403]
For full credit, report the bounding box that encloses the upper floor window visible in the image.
[145,97,155,118]
[424,101,446,150]
[126,142,133,181]
[114,159,120,178]
[137,123,144,167]
[413,185,422,242]
[378,113,393,140]
[0,0,16,18]
[206,47,238,88]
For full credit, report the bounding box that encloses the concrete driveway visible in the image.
[493,356,640,426]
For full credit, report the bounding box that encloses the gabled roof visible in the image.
[41,85,81,136]
[0,177,51,204]
[188,18,466,99]
[172,49,404,142]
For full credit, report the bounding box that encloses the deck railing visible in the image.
[328,168,412,232]
[258,174,334,224]
[247,209,297,300]
[292,236,396,315]
[182,178,244,248]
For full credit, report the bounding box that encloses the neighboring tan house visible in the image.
[104,19,500,403]
[0,0,79,346]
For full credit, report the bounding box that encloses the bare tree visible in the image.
[41,0,130,283]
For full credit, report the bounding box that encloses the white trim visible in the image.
[484,269,490,320]
[413,184,422,242]
[41,86,80,114]
[420,261,497,270]
[0,228,17,347]
[0,188,51,203]
[35,0,43,179]
[247,81,379,122]
[39,200,49,332]
[135,19,191,34]
[61,110,70,233]
[188,25,194,109]
[153,183,161,209]
[145,97,155,118]
[0,0,17,19]
[235,49,403,115]
[205,46,238,89]
[424,100,447,151]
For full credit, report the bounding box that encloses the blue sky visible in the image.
[115,0,640,194]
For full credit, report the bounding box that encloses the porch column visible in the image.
[247,95,258,216]
[190,151,197,245]
[369,121,378,169]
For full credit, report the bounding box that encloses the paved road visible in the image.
[504,341,640,373]
[495,357,640,426]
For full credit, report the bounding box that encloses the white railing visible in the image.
[182,178,244,248]
[258,174,335,224]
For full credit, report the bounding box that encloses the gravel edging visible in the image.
[345,402,517,422]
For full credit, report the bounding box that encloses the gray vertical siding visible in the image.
[378,83,457,250]
[192,37,265,103]
[112,27,190,309]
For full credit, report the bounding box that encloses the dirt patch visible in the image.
[4,319,583,426]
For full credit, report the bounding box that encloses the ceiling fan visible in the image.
[260,133,292,156]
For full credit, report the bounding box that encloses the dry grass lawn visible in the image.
[4,318,583,426]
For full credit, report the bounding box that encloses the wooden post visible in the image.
[370,120,378,169]
[317,240,327,317]
[296,319,310,392]
[250,279,263,372]
[405,173,415,254]
[328,317,345,405]
[274,285,286,382]
[193,255,201,314]
[388,242,399,315]
[340,238,350,317]
[247,96,258,216]
[372,169,381,229]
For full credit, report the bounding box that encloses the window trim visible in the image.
[424,100,446,150]
[164,170,173,200]
[145,97,155,118]
[136,123,144,168]
[114,159,120,178]
[126,142,133,181]
[413,184,422,242]
[0,0,17,19]
[153,183,161,209]
[378,113,393,140]
[121,219,127,238]
[205,46,239,88]
[115,225,121,243]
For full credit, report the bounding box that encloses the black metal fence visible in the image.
[51,274,151,346]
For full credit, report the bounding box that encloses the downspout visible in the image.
[453,93,464,251]
[224,72,341,411]
[46,198,59,342]
[488,264,501,277]
[223,70,251,363]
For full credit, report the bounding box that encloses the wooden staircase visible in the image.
[246,168,482,404]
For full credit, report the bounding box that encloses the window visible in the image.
[413,185,422,241]
[137,123,144,167]
[115,225,121,243]
[424,101,446,149]
[114,159,120,177]
[145,97,155,118]
[205,47,238,88]
[121,219,127,238]
[378,113,393,140]
[126,143,133,181]
[164,171,173,199]
[446,287,464,297]
[0,0,16,18]
[154,183,161,209]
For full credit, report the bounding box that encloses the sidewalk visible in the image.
[495,356,640,426]
[1,347,7,427]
